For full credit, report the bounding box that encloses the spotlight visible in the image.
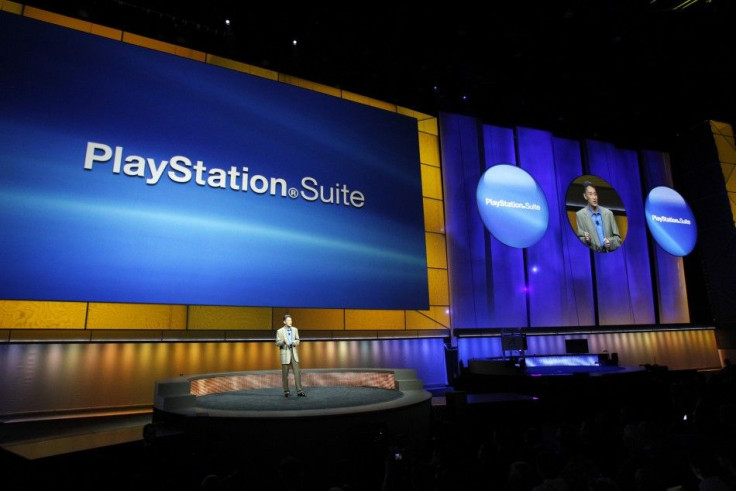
[225,19,230,26]
[292,39,298,46]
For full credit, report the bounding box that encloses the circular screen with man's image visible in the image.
[565,175,627,253]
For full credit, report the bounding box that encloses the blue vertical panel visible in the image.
[440,114,489,328]
[586,140,633,323]
[517,127,567,326]
[553,137,595,325]
[609,146,656,324]
[482,125,528,327]
[587,141,655,325]
[641,150,690,324]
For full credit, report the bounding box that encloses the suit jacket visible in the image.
[575,205,622,252]
[275,326,300,364]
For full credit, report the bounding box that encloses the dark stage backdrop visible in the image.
[440,113,690,329]
[0,12,428,310]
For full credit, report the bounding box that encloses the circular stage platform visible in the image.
[153,368,432,419]
[149,368,433,466]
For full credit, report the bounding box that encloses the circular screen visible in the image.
[645,186,697,256]
[565,175,627,253]
[476,164,549,248]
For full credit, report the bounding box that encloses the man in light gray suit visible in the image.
[576,181,622,252]
[275,314,306,397]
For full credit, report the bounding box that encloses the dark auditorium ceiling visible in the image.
[16,0,736,150]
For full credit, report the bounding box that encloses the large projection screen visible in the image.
[0,13,429,309]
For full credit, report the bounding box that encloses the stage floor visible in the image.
[197,386,402,412]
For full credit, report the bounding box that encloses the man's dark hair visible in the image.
[582,180,596,193]
[283,314,291,321]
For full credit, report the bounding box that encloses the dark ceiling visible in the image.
[18,0,736,150]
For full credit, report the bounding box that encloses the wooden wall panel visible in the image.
[421,164,443,200]
[270,308,345,330]
[345,310,405,330]
[0,300,86,328]
[419,132,440,166]
[423,198,445,234]
[86,303,186,329]
[425,233,448,269]
[427,269,450,306]
[188,306,272,330]
[205,54,278,80]
[341,91,396,112]
[278,74,342,97]
[405,307,450,329]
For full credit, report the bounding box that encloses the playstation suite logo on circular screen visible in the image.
[645,186,697,256]
[476,164,549,248]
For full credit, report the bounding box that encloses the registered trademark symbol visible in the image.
[288,187,298,198]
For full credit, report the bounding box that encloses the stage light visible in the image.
[531,266,539,273]
[292,39,298,46]
[225,19,230,26]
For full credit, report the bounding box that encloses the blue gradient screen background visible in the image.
[0,14,429,309]
[645,186,697,257]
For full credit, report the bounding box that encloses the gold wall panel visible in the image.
[405,307,450,330]
[416,117,438,136]
[16,3,122,40]
[87,303,186,329]
[345,310,405,330]
[278,74,341,98]
[1,1,23,14]
[0,300,87,329]
[723,163,736,191]
[711,121,736,225]
[711,120,733,135]
[712,121,736,164]
[205,54,279,81]
[89,23,122,41]
[428,268,450,306]
[423,198,445,234]
[421,164,443,200]
[173,45,207,62]
[341,90,396,112]
[616,216,628,241]
[122,32,182,57]
[425,232,448,269]
[397,106,434,125]
[271,308,345,330]
[23,6,91,32]
[419,132,440,167]
[188,306,272,330]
